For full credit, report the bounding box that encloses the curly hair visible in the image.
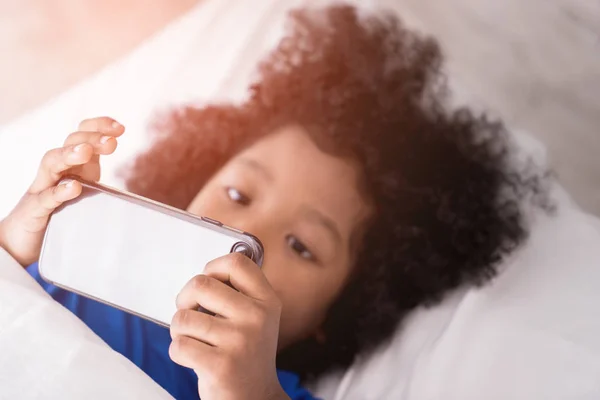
[121,5,549,380]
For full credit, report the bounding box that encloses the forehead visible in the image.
[233,125,369,237]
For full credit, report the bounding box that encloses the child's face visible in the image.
[187,125,371,349]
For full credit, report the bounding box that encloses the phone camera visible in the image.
[231,242,251,258]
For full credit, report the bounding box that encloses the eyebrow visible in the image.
[236,157,273,182]
[302,206,343,245]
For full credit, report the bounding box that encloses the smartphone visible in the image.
[38,177,264,328]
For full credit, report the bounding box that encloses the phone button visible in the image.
[201,216,222,226]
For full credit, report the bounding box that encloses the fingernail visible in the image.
[73,143,85,153]
[100,135,112,144]
[60,179,74,188]
[111,121,122,129]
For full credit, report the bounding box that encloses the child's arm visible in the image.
[169,252,291,400]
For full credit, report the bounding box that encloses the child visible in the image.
[0,5,545,399]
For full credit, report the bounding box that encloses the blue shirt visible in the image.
[27,262,317,400]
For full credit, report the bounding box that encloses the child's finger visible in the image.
[23,180,82,231]
[170,309,228,347]
[169,334,218,374]
[203,252,275,303]
[28,144,94,194]
[63,131,120,155]
[77,116,124,136]
[175,274,252,319]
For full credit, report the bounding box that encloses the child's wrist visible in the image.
[267,385,291,400]
[0,220,25,267]
[0,222,11,258]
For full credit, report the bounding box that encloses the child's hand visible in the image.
[169,253,290,400]
[0,117,124,266]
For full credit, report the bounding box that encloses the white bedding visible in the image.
[1,1,600,399]
[313,187,600,400]
[0,248,172,400]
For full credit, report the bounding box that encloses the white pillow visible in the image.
[312,185,600,400]
[0,0,298,218]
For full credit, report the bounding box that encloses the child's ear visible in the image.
[314,328,327,344]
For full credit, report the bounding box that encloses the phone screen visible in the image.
[39,181,259,326]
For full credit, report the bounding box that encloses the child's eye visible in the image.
[286,235,316,262]
[226,187,251,205]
